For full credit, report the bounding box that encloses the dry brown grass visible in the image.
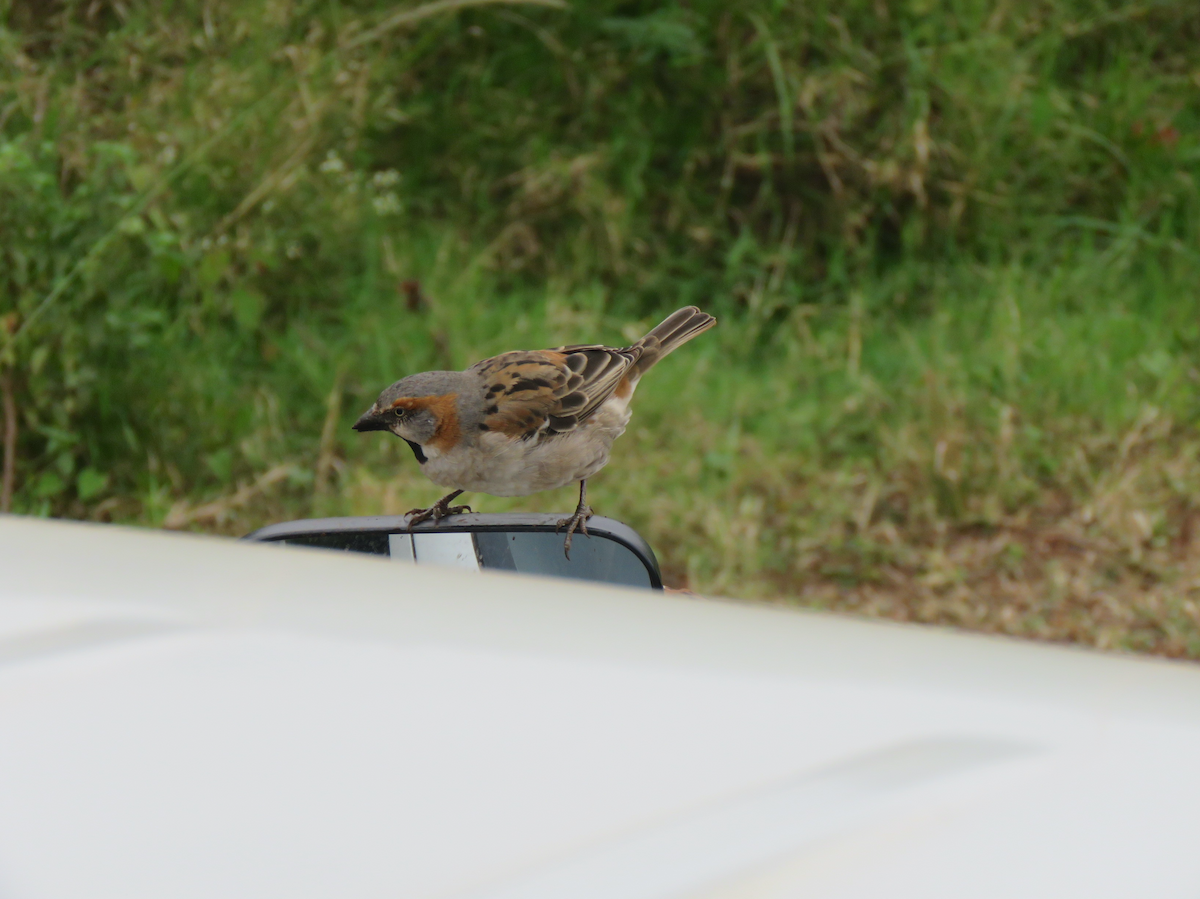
[787,498,1200,659]
[660,411,1200,659]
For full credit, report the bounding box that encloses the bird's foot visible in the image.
[556,504,593,559]
[407,493,472,529]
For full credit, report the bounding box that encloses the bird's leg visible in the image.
[407,489,472,529]
[556,480,594,559]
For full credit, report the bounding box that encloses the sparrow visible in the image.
[353,305,716,556]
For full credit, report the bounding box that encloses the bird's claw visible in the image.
[556,505,593,559]
[406,501,472,529]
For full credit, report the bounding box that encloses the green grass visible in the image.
[2,0,1200,656]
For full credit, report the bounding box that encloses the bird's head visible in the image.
[352,373,462,452]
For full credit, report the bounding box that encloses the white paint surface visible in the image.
[1,516,1199,898]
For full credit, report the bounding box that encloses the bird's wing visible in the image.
[471,345,641,439]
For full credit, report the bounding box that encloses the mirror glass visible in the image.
[272,528,656,589]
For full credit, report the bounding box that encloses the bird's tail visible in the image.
[630,306,716,378]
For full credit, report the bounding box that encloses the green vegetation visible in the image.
[2,0,1199,656]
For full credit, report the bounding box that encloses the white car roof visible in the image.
[1,514,1199,898]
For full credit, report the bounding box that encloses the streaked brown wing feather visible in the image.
[471,345,640,440]
[550,343,641,422]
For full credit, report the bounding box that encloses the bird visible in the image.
[352,305,716,557]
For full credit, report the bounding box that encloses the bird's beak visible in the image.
[353,408,389,432]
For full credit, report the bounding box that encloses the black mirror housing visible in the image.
[244,513,663,590]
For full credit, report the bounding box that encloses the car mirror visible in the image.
[243,513,662,590]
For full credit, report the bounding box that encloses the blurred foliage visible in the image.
[1,1,1200,655]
